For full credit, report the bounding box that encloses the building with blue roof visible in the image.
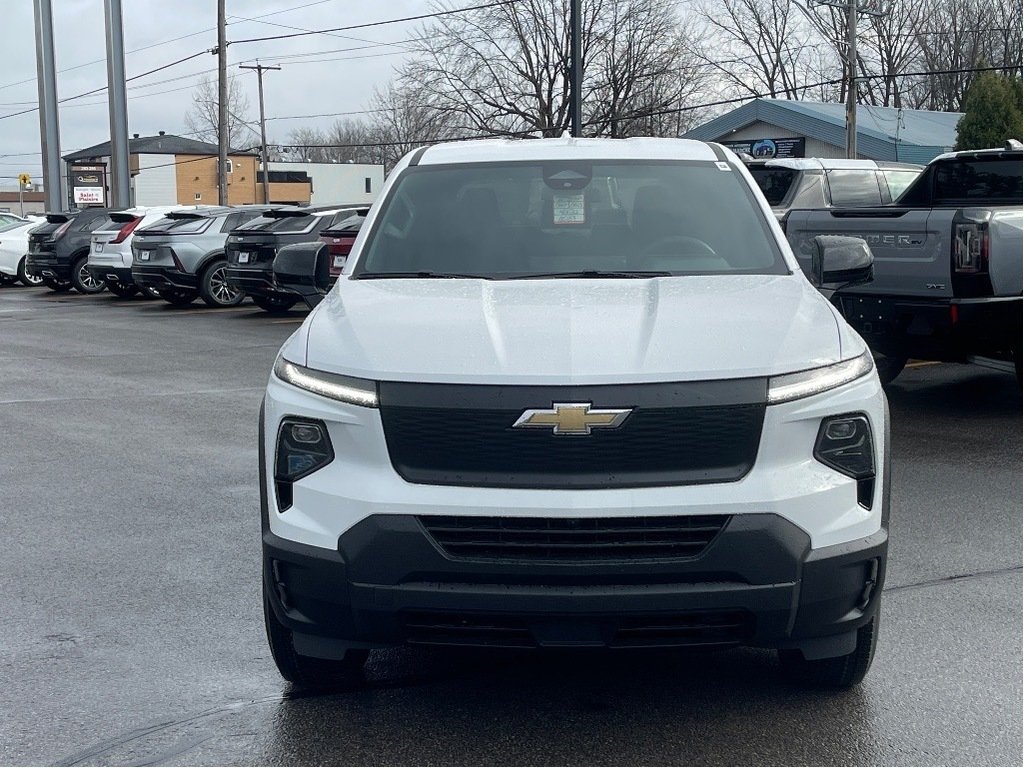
[683,98,962,164]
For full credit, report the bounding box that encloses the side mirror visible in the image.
[272,242,331,309]
[811,235,873,290]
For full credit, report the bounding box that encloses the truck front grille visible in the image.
[401,608,753,648]
[378,380,766,489]
[419,514,729,562]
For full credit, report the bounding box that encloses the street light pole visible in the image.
[240,62,281,205]
[569,0,582,137]
[104,0,131,207]
[32,0,62,212]
[217,0,228,206]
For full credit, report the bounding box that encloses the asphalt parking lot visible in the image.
[0,284,1020,766]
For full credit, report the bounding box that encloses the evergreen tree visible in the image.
[954,72,1023,150]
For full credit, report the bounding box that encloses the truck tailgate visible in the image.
[785,208,952,298]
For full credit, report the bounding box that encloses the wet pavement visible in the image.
[0,284,1020,766]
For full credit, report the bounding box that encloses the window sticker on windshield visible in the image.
[552,191,586,225]
[716,162,731,171]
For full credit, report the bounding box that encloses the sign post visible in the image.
[17,173,31,216]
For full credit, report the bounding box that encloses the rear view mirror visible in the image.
[272,242,331,308]
[811,235,873,290]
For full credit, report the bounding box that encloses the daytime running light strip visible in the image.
[274,357,379,407]
[767,351,874,404]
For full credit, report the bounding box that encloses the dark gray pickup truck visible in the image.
[784,143,1023,383]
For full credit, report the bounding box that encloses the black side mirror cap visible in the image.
[812,235,874,290]
[272,242,331,308]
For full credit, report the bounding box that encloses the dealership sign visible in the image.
[721,137,806,159]
[69,166,107,207]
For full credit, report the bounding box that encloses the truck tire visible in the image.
[778,608,879,689]
[199,259,245,307]
[71,256,106,294]
[252,294,298,314]
[874,353,907,386]
[18,257,44,287]
[263,585,368,689]
[159,288,198,306]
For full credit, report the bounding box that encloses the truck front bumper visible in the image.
[836,294,1022,362]
[263,517,887,658]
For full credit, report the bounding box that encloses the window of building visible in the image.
[365,177,372,194]
[195,192,202,201]
[225,159,233,175]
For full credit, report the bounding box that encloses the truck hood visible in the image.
[301,274,844,384]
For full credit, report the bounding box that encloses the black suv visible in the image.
[224,206,362,313]
[27,208,124,293]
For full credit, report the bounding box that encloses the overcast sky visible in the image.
[0,0,435,188]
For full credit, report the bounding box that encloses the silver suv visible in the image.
[745,158,923,221]
[131,206,270,306]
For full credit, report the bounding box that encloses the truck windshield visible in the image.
[355,161,786,279]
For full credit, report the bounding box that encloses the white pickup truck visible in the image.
[784,143,1023,383]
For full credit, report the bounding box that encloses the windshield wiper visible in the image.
[512,270,673,279]
[356,271,494,280]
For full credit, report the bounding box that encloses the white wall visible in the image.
[133,153,178,206]
[268,162,384,206]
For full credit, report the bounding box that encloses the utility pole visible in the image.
[845,0,858,158]
[217,0,228,205]
[569,0,582,137]
[104,0,131,207]
[240,61,280,205]
[807,0,890,159]
[32,0,62,212]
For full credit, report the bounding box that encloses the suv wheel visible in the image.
[42,276,72,292]
[778,608,879,689]
[200,259,245,307]
[18,257,44,287]
[263,584,368,690]
[106,281,137,298]
[159,288,198,306]
[252,294,298,314]
[71,256,106,294]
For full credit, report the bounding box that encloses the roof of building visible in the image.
[683,99,963,164]
[63,133,257,161]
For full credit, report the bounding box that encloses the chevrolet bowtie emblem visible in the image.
[512,402,632,436]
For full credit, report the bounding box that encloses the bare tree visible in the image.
[693,0,825,101]
[368,83,462,169]
[184,75,255,149]
[401,0,708,138]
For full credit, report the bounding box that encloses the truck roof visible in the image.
[415,136,719,166]
[930,141,1023,163]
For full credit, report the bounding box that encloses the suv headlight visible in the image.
[767,350,874,404]
[274,418,334,512]
[273,355,378,407]
[814,413,876,508]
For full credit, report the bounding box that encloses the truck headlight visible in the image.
[273,355,378,407]
[814,413,875,508]
[767,350,873,404]
[274,418,334,512]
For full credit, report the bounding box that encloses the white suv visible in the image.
[87,205,187,297]
[260,138,890,690]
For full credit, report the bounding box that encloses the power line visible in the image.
[229,0,520,45]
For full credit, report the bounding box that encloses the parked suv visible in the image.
[132,206,269,306]
[318,208,369,281]
[261,138,890,691]
[27,208,124,293]
[87,206,184,297]
[745,158,922,221]
[225,206,361,312]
